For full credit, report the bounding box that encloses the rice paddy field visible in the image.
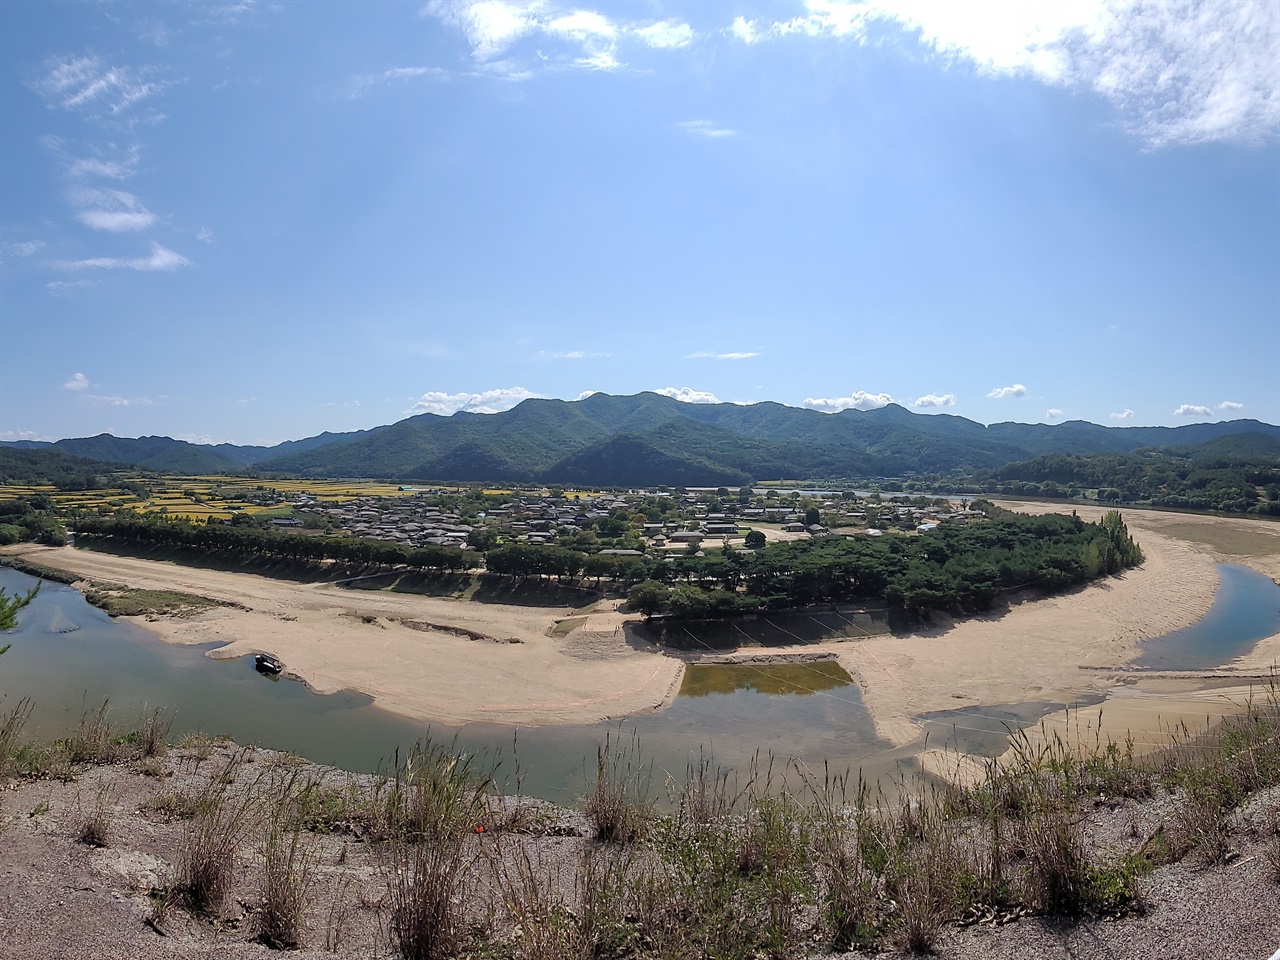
[0,477,431,521]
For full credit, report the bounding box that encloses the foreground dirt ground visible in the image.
[0,741,1276,960]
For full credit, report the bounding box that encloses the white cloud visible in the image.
[70,188,157,232]
[47,279,97,294]
[547,10,616,41]
[31,55,165,119]
[1110,408,1135,420]
[1,240,45,258]
[90,394,152,407]
[576,390,599,400]
[803,390,894,413]
[684,350,759,360]
[542,349,610,359]
[425,2,697,78]
[63,372,90,391]
[677,119,737,138]
[987,383,1027,399]
[729,1,1280,147]
[54,242,192,272]
[654,386,722,404]
[195,227,214,243]
[1045,408,1065,420]
[634,20,694,49]
[913,393,955,408]
[69,157,134,179]
[1218,400,1245,411]
[1173,403,1212,417]
[424,0,543,61]
[63,143,142,180]
[0,429,56,443]
[346,66,447,99]
[730,16,760,44]
[575,51,621,71]
[406,386,540,416]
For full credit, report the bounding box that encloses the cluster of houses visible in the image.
[276,487,983,552]
[288,496,475,548]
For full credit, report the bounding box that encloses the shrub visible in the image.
[177,755,260,916]
[257,773,318,949]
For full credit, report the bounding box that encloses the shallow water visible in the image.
[0,569,890,803]
[1131,564,1280,671]
[4,560,1275,802]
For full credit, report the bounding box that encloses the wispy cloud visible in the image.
[634,20,694,49]
[540,349,611,360]
[684,350,758,361]
[69,188,157,232]
[346,66,448,99]
[54,242,191,272]
[729,0,1280,147]
[654,386,722,404]
[1,240,45,259]
[1045,408,1065,420]
[1174,403,1212,417]
[197,1,261,25]
[913,393,955,408]
[677,119,737,139]
[803,390,894,413]
[987,383,1027,399]
[90,394,153,407]
[47,279,98,294]
[51,139,144,181]
[1110,408,1135,420]
[63,372,90,391]
[1218,400,1245,411]
[423,1,694,78]
[406,386,540,416]
[195,227,214,243]
[30,55,167,122]
[0,429,56,443]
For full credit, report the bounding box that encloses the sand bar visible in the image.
[2,544,684,727]
[5,504,1278,751]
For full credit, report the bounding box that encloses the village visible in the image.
[276,485,985,556]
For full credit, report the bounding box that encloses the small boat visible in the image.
[254,653,283,675]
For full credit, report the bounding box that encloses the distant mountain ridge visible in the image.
[3,393,1277,485]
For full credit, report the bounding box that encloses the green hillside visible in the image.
[4,394,1277,486]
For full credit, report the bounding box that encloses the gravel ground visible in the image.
[0,743,1277,960]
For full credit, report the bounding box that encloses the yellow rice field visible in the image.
[0,476,446,521]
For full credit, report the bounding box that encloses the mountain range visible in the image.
[5,393,1279,486]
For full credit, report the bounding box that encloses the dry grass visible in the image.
[384,740,490,960]
[583,730,652,845]
[76,780,114,848]
[177,753,261,916]
[257,772,318,949]
[2,675,1277,957]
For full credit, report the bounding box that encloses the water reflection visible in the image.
[680,661,853,697]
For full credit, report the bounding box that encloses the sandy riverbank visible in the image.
[844,503,1280,755]
[2,545,684,728]
[6,504,1278,755]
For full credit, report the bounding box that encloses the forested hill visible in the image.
[971,434,1280,514]
[258,394,1280,483]
[3,393,1278,485]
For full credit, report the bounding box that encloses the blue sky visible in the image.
[1,0,1277,446]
